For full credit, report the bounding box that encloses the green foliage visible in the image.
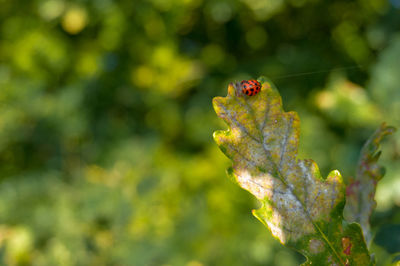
[213,78,372,265]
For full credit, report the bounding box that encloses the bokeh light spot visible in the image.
[241,0,284,21]
[61,6,88,34]
[77,52,100,77]
[246,26,268,50]
[144,15,166,39]
[209,2,233,23]
[152,45,174,68]
[186,260,204,266]
[315,91,336,110]
[38,0,65,20]
[332,22,370,62]
[132,66,154,88]
[201,44,224,67]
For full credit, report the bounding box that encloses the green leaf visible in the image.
[213,77,372,265]
[344,123,396,246]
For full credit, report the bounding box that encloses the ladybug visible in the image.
[241,79,261,96]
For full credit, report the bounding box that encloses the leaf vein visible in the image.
[260,100,271,132]
[220,104,261,143]
[227,144,259,169]
[278,116,293,172]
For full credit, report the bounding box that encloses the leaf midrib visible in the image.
[242,95,346,266]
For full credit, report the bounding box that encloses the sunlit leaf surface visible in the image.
[213,77,372,265]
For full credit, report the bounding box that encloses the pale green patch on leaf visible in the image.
[213,77,372,265]
[344,123,396,246]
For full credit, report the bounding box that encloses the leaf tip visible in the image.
[213,130,226,146]
[212,96,228,120]
[212,96,222,110]
[384,125,396,135]
[227,82,237,96]
[257,76,277,91]
[330,169,342,177]
[379,122,396,137]
[257,76,269,84]
[326,169,343,184]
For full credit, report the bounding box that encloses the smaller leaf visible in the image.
[344,123,396,246]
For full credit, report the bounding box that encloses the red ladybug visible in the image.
[241,79,261,96]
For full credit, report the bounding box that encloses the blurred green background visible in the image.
[0,0,399,265]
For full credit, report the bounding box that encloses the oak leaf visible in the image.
[213,77,372,265]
